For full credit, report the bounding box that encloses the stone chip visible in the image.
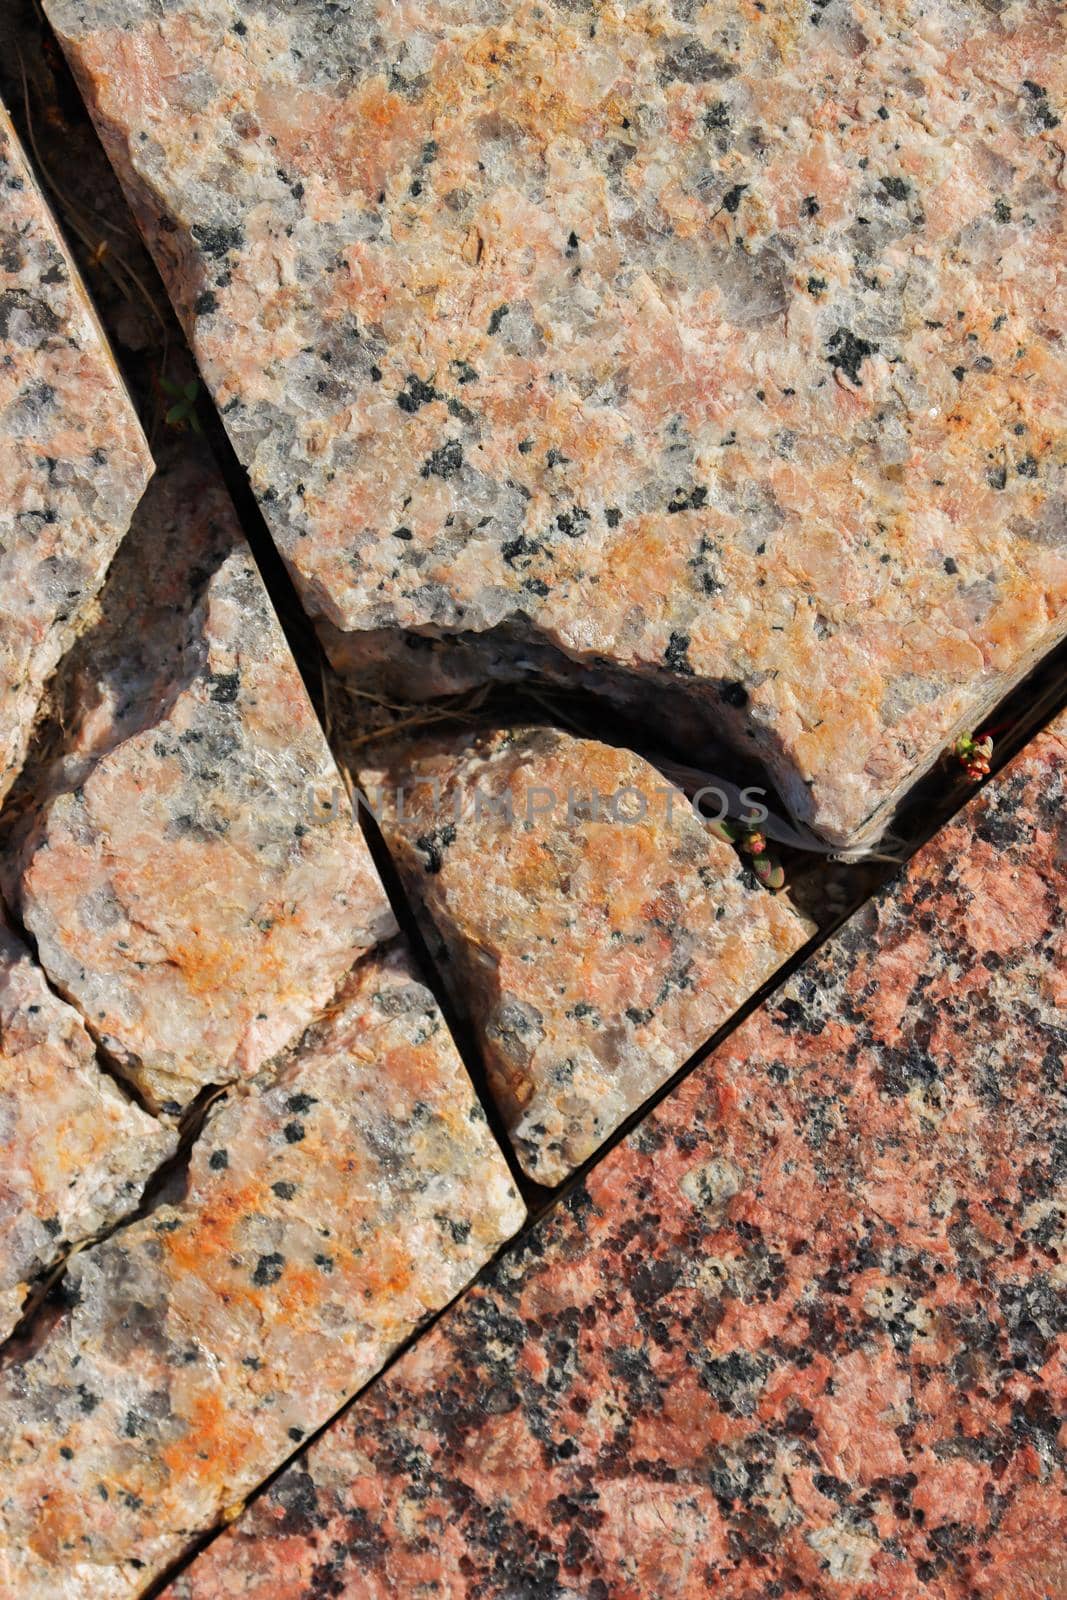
[5,443,395,1113]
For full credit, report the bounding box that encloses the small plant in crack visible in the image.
[704,817,786,892]
[953,731,993,782]
[740,826,767,858]
[161,373,203,434]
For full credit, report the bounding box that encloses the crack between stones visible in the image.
[0,1068,229,1369]
[0,924,408,1369]
[351,775,543,1208]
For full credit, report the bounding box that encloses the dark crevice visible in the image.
[352,782,544,1209]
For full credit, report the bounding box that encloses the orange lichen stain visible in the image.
[161,1390,258,1489]
[274,1265,324,1319]
[161,1182,261,1272]
[26,1483,77,1563]
[167,930,244,1000]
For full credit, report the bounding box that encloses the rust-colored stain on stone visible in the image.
[363,725,812,1182]
[46,0,1067,844]
[0,940,524,1598]
[169,713,1067,1600]
[0,98,150,805]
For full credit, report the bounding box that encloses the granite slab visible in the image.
[4,442,396,1113]
[0,910,174,1342]
[363,725,812,1183]
[46,0,1067,845]
[169,709,1067,1600]
[0,97,150,805]
[0,938,525,1599]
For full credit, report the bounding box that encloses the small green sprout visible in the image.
[703,817,786,892]
[704,817,738,845]
[161,374,203,434]
[954,732,993,782]
[751,854,785,891]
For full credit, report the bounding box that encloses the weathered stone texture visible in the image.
[0,939,524,1599]
[4,444,395,1113]
[364,726,811,1183]
[47,0,1067,844]
[169,711,1067,1600]
[0,98,150,804]
[0,911,174,1341]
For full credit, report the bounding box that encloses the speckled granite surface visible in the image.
[0,911,174,1341]
[0,939,524,1599]
[170,710,1067,1600]
[3,443,395,1114]
[47,0,1067,844]
[363,725,812,1183]
[0,98,150,806]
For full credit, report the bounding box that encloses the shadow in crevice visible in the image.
[353,780,547,1211]
[0,442,235,905]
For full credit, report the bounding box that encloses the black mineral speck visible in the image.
[252,1252,286,1287]
[192,221,244,258]
[397,374,440,413]
[421,440,463,479]
[664,632,694,676]
[207,671,241,704]
[827,327,879,385]
[415,824,458,873]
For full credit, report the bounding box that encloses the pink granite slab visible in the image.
[0,909,174,1341]
[4,442,396,1113]
[362,725,813,1183]
[46,0,1067,845]
[168,709,1067,1600]
[0,939,524,1599]
[0,98,150,804]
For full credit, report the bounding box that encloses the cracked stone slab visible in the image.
[167,710,1067,1600]
[0,938,524,1599]
[47,0,1067,846]
[363,725,812,1183]
[0,909,174,1341]
[0,97,150,805]
[4,442,396,1113]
